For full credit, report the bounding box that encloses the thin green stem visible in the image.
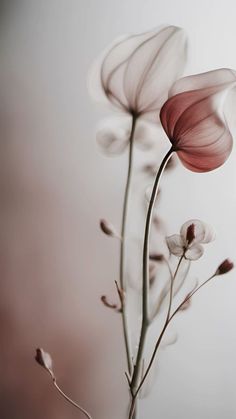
[130,147,174,398]
[120,115,137,375]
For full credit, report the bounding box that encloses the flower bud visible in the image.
[179,295,191,311]
[215,259,234,276]
[149,253,164,262]
[99,219,120,239]
[35,348,54,377]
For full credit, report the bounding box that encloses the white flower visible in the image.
[89,25,187,120]
[166,220,216,260]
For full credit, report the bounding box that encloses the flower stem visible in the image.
[52,377,92,419]
[130,147,174,401]
[166,255,184,322]
[120,115,137,375]
[130,272,216,410]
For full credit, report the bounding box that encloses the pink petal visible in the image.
[169,68,236,97]
[160,69,236,172]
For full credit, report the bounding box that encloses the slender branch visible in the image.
[169,274,215,321]
[128,253,184,419]
[130,147,174,395]
[131,273,216,406]
[166,255,184,322]
[51,375,92,419]
[120,114,137,375]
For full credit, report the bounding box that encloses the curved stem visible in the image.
[132,273,216,405]
[120,115,137,375]
[130,147,174,397]
[53,378,92,419]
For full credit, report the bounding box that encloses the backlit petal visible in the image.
[185,244,204,260]
[160,69,236,172]
[166,234,184,256]
[124,26,187,115]
[96,117,130,155]
[180,219,215,245]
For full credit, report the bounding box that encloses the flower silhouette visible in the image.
[160,69,236,172]
[166,219,216,260]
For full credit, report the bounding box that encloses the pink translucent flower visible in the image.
[89,26,187,120]
[160,69,236,172]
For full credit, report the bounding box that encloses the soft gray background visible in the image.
[0,1,236,418]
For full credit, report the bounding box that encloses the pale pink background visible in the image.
[0,1,236,419]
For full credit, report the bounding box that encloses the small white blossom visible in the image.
[166,219,216,260]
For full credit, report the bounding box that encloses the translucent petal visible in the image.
[96,117,130,156]
[185,244,204,260]
[169,68,236,97]
[166,234,184,256]
[100,31,158,111]
[89,26,187,116]
[160,69,236,172]
[124,26,187,114]
[180,219,216,244]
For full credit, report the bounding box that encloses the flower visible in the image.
[89,26,187,119]
[166,220,216,260]
[160,69,236,172]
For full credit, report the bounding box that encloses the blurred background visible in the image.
[0,1,236,418]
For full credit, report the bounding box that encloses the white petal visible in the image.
[124,26,187,115]
[180,219,216,245]
[185,244,204,260]
[87,33,137,109]
[96,117,130,156]
[166,234,184,256]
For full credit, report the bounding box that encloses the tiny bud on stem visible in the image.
[35,348,55,378]
[215,259,234,276]
[149,253,164,262]
[99,219,120,239]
